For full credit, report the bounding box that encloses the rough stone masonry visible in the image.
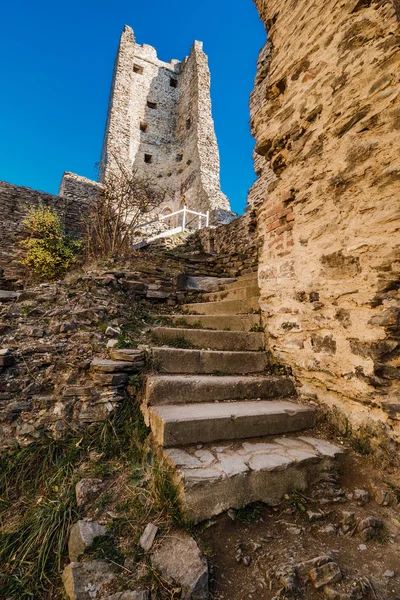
[250,0,400,445]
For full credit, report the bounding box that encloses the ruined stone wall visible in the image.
[0,180,88,278]
[99,26,230,222]
[252,0,400,442]
[197,210,259,276]
[59,172,102,204]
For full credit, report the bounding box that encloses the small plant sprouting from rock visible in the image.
[270,362,293,376]
[284,490,307,514]
[19,203,81,280]
[250,322,265,332]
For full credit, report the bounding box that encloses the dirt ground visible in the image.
[199,450,400,600]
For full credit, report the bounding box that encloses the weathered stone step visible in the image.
[164,436,344,522]
[183,296,259,316]
[152,347,269,374]
[184,275,236,292]
[152,327,264,351]
[201,284,259,303]
[221,273,258,291]
[150,400,316,447]
[145,374,295,406]
[160,313,262,332]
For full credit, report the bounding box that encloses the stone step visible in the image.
[163,436,345,522]
[184,276,236,292]
[221,273,258,291]
[144,374,295,406]
[152,327,264,351]
[150,400,316,447]
[200,284,259,303]
[152,347,269,374]
[183,296,259,316]
[158,314,262,332]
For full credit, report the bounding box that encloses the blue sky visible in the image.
[0,1,265,214]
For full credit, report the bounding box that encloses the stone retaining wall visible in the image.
[252,0,400,445]
[197,209,258,276]
[0,180,89,278]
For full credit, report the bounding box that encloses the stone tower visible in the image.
[99,25,231,222]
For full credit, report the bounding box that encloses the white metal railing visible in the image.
[132,207,210,249]
[159,207,209,230]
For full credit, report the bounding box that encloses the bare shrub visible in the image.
[86,158,166,258]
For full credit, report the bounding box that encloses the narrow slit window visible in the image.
[176,153,183,162]
[140,122,148,132]
[147,101,157,109]
[133,64,144,74]
[144,154,152,164]
[186,117,191,130]
[170,78,178,88]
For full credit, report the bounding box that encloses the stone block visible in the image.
[68,520,107,561]
[151,532,208,600]
[62,560,116,600]
[139,522,158,552]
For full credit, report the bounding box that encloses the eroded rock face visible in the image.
[251,0,400,444]
[151,532,209,599]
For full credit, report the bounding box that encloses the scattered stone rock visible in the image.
[307,510,325,522]
[0,290,19,302]
[90,358,144,373]
[354,489,369,504]
[309,562,342,589]
[107,339,119,348]
[358,544,367,551]
[59,322,78,333]
[110,348,145,363]
[383,570,395,578]
[103,592,150,600]
[139,523,158,552]
[62,560,116,600]
[297,554,333,576]
[323,586,351,599]
[151,532,208,600]
[341,511,356,527]
[322,525,337,535]
[357,516,383,540]
[68,520,107,561]
[0,348,14,368]
[275,564,299,595]
[106,325,122,337]
[75,478,105,507]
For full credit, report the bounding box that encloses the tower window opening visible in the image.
[140,122,148,132]
[133,64,144,74]
[186,117,192,130]
[176,153,183,162]
[147,101,157,109]
[170,78,178,88]
[144,154,153,164]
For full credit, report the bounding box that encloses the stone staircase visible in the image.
[143,272,344,522]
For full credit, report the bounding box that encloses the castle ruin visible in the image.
[60,26,232,226]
